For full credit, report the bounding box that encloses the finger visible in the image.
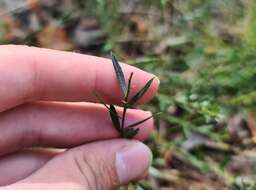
[0,102,154,155]
[4,140,152,190]
[0,149,60,186]
[0,45,159,112]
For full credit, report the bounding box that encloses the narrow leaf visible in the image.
[125,72,133,101]
[94,92,123,119]
[93,91,110,110]
[123,127,139,139]
[128,77,155,105]
[111,52,127,96]
[127,112,161,128]
[109,105,121,133]
[134,183,145,190]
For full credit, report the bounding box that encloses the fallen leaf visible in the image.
[130,15,148,34]
[228,150,256,177]
[37,23,74,50]
[189,182,216,190]
[227,114,250,142]
[247,112,256,143]
[0,10,17,42]
[71,17,105,48]
[163,149,172,163]
[26,0,40,12]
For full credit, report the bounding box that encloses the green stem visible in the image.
[121,105,127,136]
[125,72,133,102]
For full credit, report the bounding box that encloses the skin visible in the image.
[0,45,159,190]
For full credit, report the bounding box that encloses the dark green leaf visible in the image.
[128,77,155,105]
[134,183,145,190]
[137,182,153,190]
[109,104,121,133]
[111,52,127,96]
[127,112,161,128]
[125,72,133,101]
[123,127,139,139]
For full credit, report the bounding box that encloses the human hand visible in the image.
[0,45,159,190]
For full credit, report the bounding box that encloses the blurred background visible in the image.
[0,0,256,189]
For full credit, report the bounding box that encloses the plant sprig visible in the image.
[95,53,158,139]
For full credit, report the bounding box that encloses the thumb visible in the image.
[3,139,152,190]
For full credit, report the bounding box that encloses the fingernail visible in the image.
[116,141,152,185]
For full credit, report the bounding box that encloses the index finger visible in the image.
[0,45,159,111]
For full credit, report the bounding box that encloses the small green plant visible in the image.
[95,53,157,139]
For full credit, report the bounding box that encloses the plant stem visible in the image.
[121,104,127,136]
[125,72,133,102]
[121,72,133,136]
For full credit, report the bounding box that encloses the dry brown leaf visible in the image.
[130,15,148,34]
[0,10,17,42]
[189,182,217,190]
[26,0,40,13]
[37,24,74,50]
[247,112,256,143]
[228,150,256,177]
[163,149,173,163]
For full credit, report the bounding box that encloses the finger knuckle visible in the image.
[72,150,118,190]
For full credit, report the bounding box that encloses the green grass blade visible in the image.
[109,105,121,133]
[128,77,155,105]
[125,72,133,101]
[111,52,127,96]
[127,112,161,128]
[127,115,154,128]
